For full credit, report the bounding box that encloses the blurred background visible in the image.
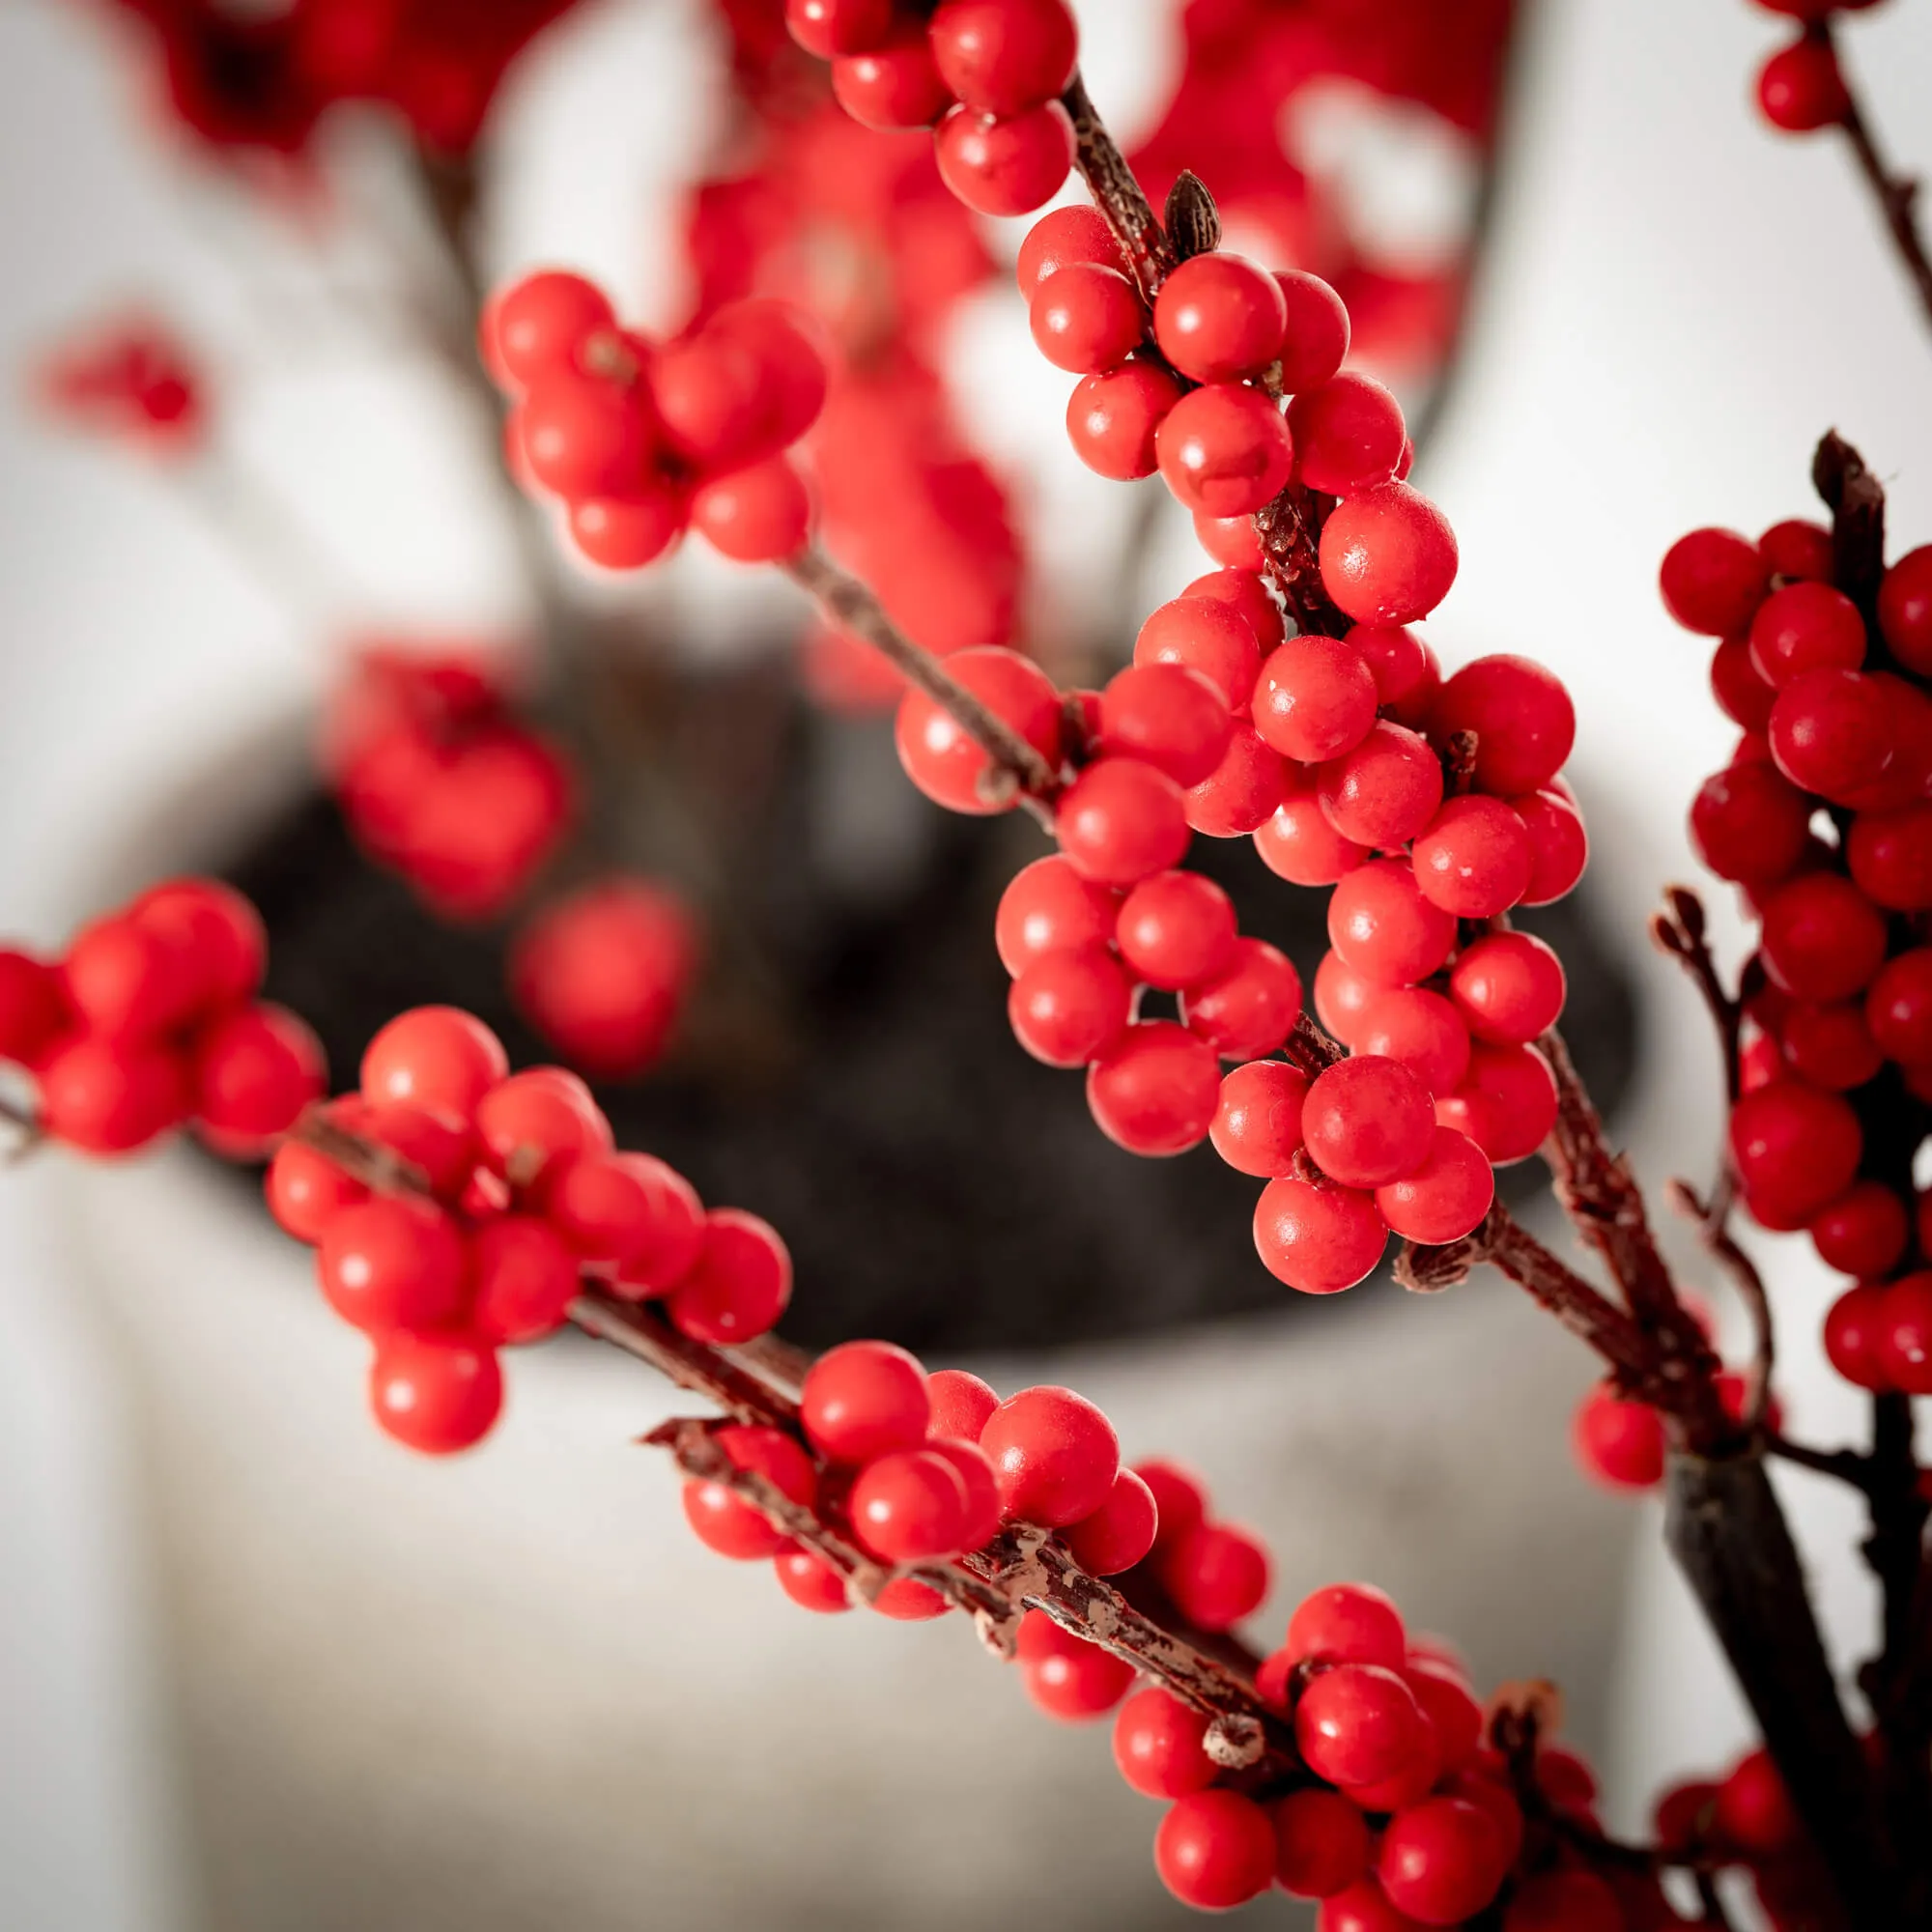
[0,0,1929,1926]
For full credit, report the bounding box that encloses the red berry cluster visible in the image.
[1665,521,1932,1399]
[37,316,202,450]
[266,1005,790,1452]
[894,603,1585,1291]
[323,645,577,923]
[508,877,702,1082]
[786,0,1080,216]
[0,879,322,1157]
[1748,1,1881,136]
[1653,1745,1828,1929]
[483,271,827,571]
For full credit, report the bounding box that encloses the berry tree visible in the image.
[14,0,1932,1925]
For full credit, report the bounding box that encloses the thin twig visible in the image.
[1768,1433,1881,1497]
[1694,1872,1738,1931]
[1667,1178,1773,1429]
[1061,72,1177,301]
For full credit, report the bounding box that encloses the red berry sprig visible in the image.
[36,314,204,450]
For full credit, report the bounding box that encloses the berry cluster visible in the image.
[266,1004,790,1453]
[484,270,827,572]
[785,0,1080,216]
[323,645,577,923]
[36,316,202,450]
[0,878,322,1157]
[1652,1745,1828,1930]
[1665,519,1932,1399]
[1748,1,1881,136]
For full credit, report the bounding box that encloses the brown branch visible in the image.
[1823,24,1932,343]
[1811,429,1889,624]
[1652,886,1744,1105]
[1667,1179,1773,1430]
[1694,1872,1738,1931]
[1770,1433,1881,1498]
[1253,485,1350,639]
[782,545,1061,816]
[1061,72,1177,301]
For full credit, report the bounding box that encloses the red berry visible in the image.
[549,1151,703,1284]
[1193,511,1265,571]
[516,371,654,500]
[1289,373,1406,497]
[368,1332,502,1455]
[1848,801,1932,910]
[1273,270,1350,390]
[1879,1274,1932,1394]
[665,1209,792,1344]
[1255,790,1372,886]
[130,877,265,1010]
[1716,1747,1800,1854]
[802,1339,931,1463]
[567,489,687,569]
[870,1577,952,1619]
[927,0,1078,114]
[1064,1466,1159,1575]
[1008,944,1133,1065]
[1317,721,1446,849]
[1513,786,1589,904]
[1321,1880,1431,1931]
[1758,36,1850,131]
[1024,1634,1135,1720]
[1574,1381,1665,1490]
[1354,987,1472,1096]
[1018,206,1127,293]
[980,1384,1119,1525]
[1327,860,1457,987]
[683,1425,817,1560]
[1086,1019,1221,1154]
[1375,1126,1493,1243]
[1180,937,1301,1059]
[1253,635,1378,762]
[1748,581,1865,686]
[1810,1182,1908,1279]
[1729,1079,1862,1227]
[1350,624,1441,726]
[692,457,811,562]
[266,1129,368,1243]
[895,645,1063,815]
[1155,382,1294,518]
[1661,527,1769,635]
[317,1196,469,1334]
[1097,663,1234,790]
[357,1102,476,1203]
[1296,1662,1427,1788]
[1770,668,1927,808]
[1113,1687,1215,1798]
[1288,1581,1406,1668]
[1160,1520,1270,1631]
[1066,360,1182,479]
[1186,724,1293,837]
[849,1447,972,1561]
[934,101,1074,215]
[1378,1797,1506,1924]
[485,271,613,391]
[475,1066,611,1191]
[1824,1280,1892,1390]
[1435,1040,1558,1166]
[1759,516,1834,581]
[1879,544,1932,675]
[1410,796,1531,917]
[1866,947,1932,1064]
[1116,871,1237,990]
[927,1367,999,1442]
[1210,1060,1310,1177]
[61,915,199,1039]
[994,857,1120,977]
[773,1542,853,1612]
[470,1216,581,1345]
[1154,1791,1276,1910]
[361,1006,507,1118]
[1759,872,1886,1002]
[831,30,952,128]
[192,1002,325,1148]
[1448,931,1567,1044]
[1152,251,1288,384]
[1135,593,1264,710]
[1274,1788,1371,1898]
[1406,1661,1483,1772]
[1429,653,1575,797]
[1712,635,1778,730]
[1135,1460,1208,1551]
[0,949,67,1065]
[1055,758,1191,885]
[1254,1174,1388,1293]
[1690,761,1813,884]
[1029,264,1145,374]
[39,1035,188,1153]
[1779,1000,1883,1090]
[925,1437,1002,1548]
[784,0,895,55]
[1302,1055,1435,1189]
[1185,567,1285,650]
[1320,482,1459,625]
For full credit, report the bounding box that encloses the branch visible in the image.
[1061,72,1177,301]
[1812,429,1889,624]
[1769,1433,1881,1498]
[1253,485,1350,639]
[1652,886,1744,1105]
[1667,1179,1773,1431]
[1822,23,1932,343]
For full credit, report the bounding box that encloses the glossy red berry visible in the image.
[1210,1061,1310,1178]
[1375,1127,1493,1243]
[1193,511,1265,571]
[665,1208,792,1343]
[318,1196,469,1334]
[1152,251,1288,384]
[934,101,1074,215]
[1008,944,1133,1066]
[980,1384,1120,1525]
[469,1216,581,1345]
[1295,1662,1427,1788]
[773,1542,853,1613]
[1759,872,1886,1002]
[1066,360,1183,479]
[1317,722,1446,849]
[1712,635,1778,729]
[1848,801,1932,910]
[895,645,1063,816]
[1327,861,1458,987]
[1350,624,1440,726]
[870,1577,952,1620]
[1254,1174,1388,1293]
[1716,1747,1800,1854]
[994,857,1120,977]
[1514,786,1589,904]
[1185,568,1285,650]
[130,877,265,1010]
[1287,1581,1406,1668]
[849,1447,972,1561]
[361,1006,507,1118]
[1779,1000,1882,1090]
[1354,988,1471,1096]
[61,915,199,1038]
[1029,264,1146,374]
[1810,1181,1908,1279]
[1661,527,1769,635]
[1378,1797,1507,1924]
[1095,664,1234,791]
[1448,932,1567,1044]
[368,1333,502,1455]
[1879,544,1932,675]
[1302,1055,1435,1189]
[1113,1687,1215,1798]
[682,1425,817,1559]
[1690,761,1813,884]
[1410,797,1531,918]
[1086,1019,1222,1154]
[485,271,614,390]
[1186,724,1294,837]
[1274,1789,1371,1898]
[1288,373,1406,497]
[1759,516,1834,582]
[1435,1040,1558,1166]
[830,30,952,128]
[1730,1079,1862,1228]
[1429,654,1575,797]
[192,1002,325,1148]
[474,1067,610,1192]
[1064,1466,1159,1575]
[1253,635,1378,762]
[1024,1632,1135,1721]
[1273,270,1350,390]
[802,1339,931,1463]
[1018,206,1127,293]
[1770,668,1925,808]
[1574,1382,1665,1490]
[927,0,1078,114]
[783,0,895,55]
[1319,482,1458,625]
[1254,791,1372,886]
[1180,937,1301,1060]
[1154,1791,1277,1910]
[516,372,654,500]
[1116,871,1237,990]
[691,457,811,562]
[0,949,67,1065]
[1824,1281,1891,1390]
[1135,593,1263,710]
[1758,36,1850,130]
[1055,758,1191,886]
[568,490,687,569]
[551,1151,704,1288]
[1748,581,1865,685]
[1866,948,1932,1065]
[926,1367,999,1442]
[39,1035,190,1153]
[1159,1520,1270,1631]
[265,1133,368,1243]
[1154,383,1294,518]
